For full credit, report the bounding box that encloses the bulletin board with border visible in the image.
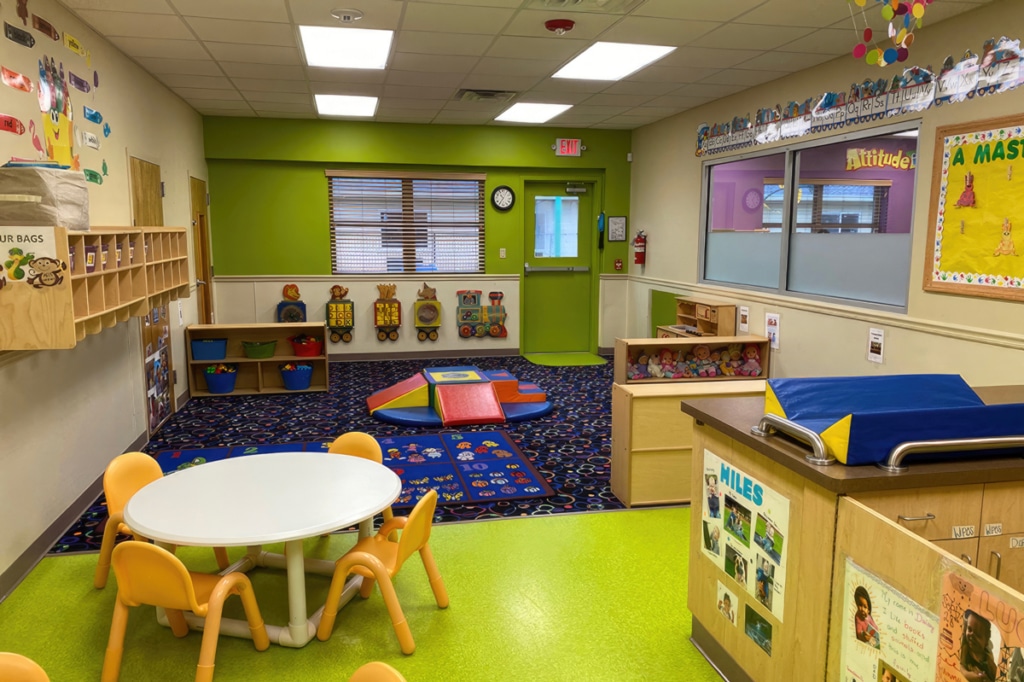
[925,114,1024,300]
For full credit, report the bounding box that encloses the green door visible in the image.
[523,182,594,354]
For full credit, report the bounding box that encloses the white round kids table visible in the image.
[124,452,401,648]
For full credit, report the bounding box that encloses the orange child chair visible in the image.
[0,652,50,681]
[327,432,395,536]
[94,452,229,589]
[317,489,448,654]
[102,542,269,682]
[349,661,407,682]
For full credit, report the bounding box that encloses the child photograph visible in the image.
[703,520,721,556]
[753,514,784,564]
[853,585,880,649]
[705,473,721,519]
[717,581,736,625]
[724,495,752,547]
[725,545,748,588]
[744,605,773,657]
[755,555,775,611]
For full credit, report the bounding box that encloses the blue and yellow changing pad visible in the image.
[765,374,1024,465]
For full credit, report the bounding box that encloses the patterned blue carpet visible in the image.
[50,355,622,554]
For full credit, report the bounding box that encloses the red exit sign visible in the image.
[555,138,582,157]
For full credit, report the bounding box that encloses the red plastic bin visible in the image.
[288,336,323,357]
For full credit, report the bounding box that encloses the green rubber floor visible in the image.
[0,507,719,682]
[523,352,608,367]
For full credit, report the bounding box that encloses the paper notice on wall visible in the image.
[701,448,790,622]
[868,327,884,364]
[839,557,938,682]
[765,312,780,350]
[0,226,59,287]
[739,306,749,333]
[937,571,1024,682]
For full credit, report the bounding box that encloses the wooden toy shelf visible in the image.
[0,226,190,350]
[656,297,736,338]
[613,336,771,385]
[185,322,330,396]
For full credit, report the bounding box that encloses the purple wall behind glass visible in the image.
[710,137,918,233]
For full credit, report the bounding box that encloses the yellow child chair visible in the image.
[349,661,407,682]
[317,489,448,654]
[94,452,229,589]
[0,652,50,681]
[102,542,269,682]
[327,432,396,537]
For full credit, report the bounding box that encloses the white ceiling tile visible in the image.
[593,115,658,128]
[673,82,747,98]
[378,98,447,111]
[581,93,656,107]
[169,0,289,22]
[310,82,386,96]
[414,0,523,7]
[528,78,607,94]
[702,68,792,86]
[255,110,316,118]
[287,0,404,29]
[241,90,315,103]
[184,98,251,109]
[780,28,860,56]
[401,3,515,34]
[230,77,310,93]
[174,87,242,100]
[390,53,482,73]
[600,80,681,96]
[598,17,721,46]
[198,108,258,116]
[644,94,715,109]
[547,113,611,125]
[459,74,541,92]
[658,46,766,69]
[516,90,591,104]
[136,57,222,76]
[566,105,632,117]
[472,57,554,77]
[737,0,856,28]
[159,74,234,89]
[442,100,508,113]
[307,69,388,85]
[186,17,297,46]
[73,10,193,39]
[204,42,301,65]
[62,0,174,13]
[625,65,722,84]
[502,10,619,40]
[521,0,646,13]
[634,0,769,22]
[628,106,688,117]
[247,101,313,112]
[108,36,208,59]
[689,23,816,51]
[432,111,495,124]
[733,51,835,71]
[486,36,590,61]
[385,70,467,88]
[381,84,455,100]
[375,113,437,123]
[220,62,306,79]
[396,31,495,57]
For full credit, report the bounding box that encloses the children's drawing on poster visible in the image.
[924,114,1024,301]
[702,448,790,621]
[717,581,737,627]
[938,571,1024,682]
[840,558,938,682]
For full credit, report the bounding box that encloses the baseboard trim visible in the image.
[0,429,150,603]
[328,348,520,362]
[690,617,752,682]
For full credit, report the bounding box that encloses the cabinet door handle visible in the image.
[961,553,973,566]
[897,513,936,523]
[990,551,1002,580]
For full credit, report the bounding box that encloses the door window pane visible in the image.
[534,196,579,258]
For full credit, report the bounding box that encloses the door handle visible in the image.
[524,266,590,274]
[897,513,935,523]
[196,279,207,286]
[961,553,973,566]
[989,551,1002,579]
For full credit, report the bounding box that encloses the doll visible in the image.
[647,352,664,378]
[659,348,682,378]
[634,353,651,379]
[720,343,743,375]
[692,344,719,377]
[737,344,762,376]
[626,351,643,380]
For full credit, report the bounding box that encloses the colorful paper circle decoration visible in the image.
[849,0,933,67]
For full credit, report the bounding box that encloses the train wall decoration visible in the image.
[456,289,507,339]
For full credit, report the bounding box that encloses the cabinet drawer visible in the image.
[657,328,672,338]
[978,534,1024,594]
[981,481,1024,535]
[852,485,983,541]
[628,448,692,505]
[695,304,717,323]
[932,538,980,567]
[631,397,694,450]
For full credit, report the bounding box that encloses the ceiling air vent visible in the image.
[525,0,643,13]
[455,89,518,103]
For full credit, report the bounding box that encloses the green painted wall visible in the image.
[204,118,632,276]
[651,290,679,336]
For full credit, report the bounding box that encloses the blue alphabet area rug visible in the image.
[153,430,554,509]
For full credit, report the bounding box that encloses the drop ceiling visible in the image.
[58,0,993,129]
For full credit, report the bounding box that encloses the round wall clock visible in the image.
[742,188,764,213]
[491,185,515,211]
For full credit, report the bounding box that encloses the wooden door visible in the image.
[189,176,213,323]
[129,157,173,433]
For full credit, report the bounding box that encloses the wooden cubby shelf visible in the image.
[0,225,191,350]
[613,336,771,385]
[185,322,330,397]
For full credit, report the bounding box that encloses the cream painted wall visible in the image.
[628,0,1024,387]
[0,0,205,579]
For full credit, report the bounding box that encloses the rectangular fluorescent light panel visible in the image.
[495,103,572,124]
[554,41,676,81]
[315,94,378,117]
[300,25,393,69]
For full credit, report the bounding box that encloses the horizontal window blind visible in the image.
[327,171,485,274]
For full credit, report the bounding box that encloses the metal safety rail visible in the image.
[750,413,834,466]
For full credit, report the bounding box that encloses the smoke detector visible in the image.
[330,8,364,23]
[544,19,575,36]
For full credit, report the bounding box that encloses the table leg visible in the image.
[276,539,315,648]
[358,518,374,539]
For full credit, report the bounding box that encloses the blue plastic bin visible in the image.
[281,367,313,391]
[192,338,227,360]
[204,371,237,394]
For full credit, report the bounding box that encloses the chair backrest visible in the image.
[0,652,50,681]
[103,452,163,516]
[349,661,406,682]
[396,489,437,569]
[111,542,203,613]
[328,432,383,464]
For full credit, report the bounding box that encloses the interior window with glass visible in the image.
[701,128,919,309]
[327,172,485,274]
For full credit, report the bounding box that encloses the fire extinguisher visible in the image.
[633,230,647,265]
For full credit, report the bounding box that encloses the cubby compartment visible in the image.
[613,336,771,385]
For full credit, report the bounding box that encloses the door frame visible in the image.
[189,175,214,324]
[519,174,605,354]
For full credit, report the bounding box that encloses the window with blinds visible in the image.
[327,171,486,274]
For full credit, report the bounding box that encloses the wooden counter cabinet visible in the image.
[185,322,329,396]
[657,297,736,338]
[613,336,770,385]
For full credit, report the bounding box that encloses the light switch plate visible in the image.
[499,247,506,259]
